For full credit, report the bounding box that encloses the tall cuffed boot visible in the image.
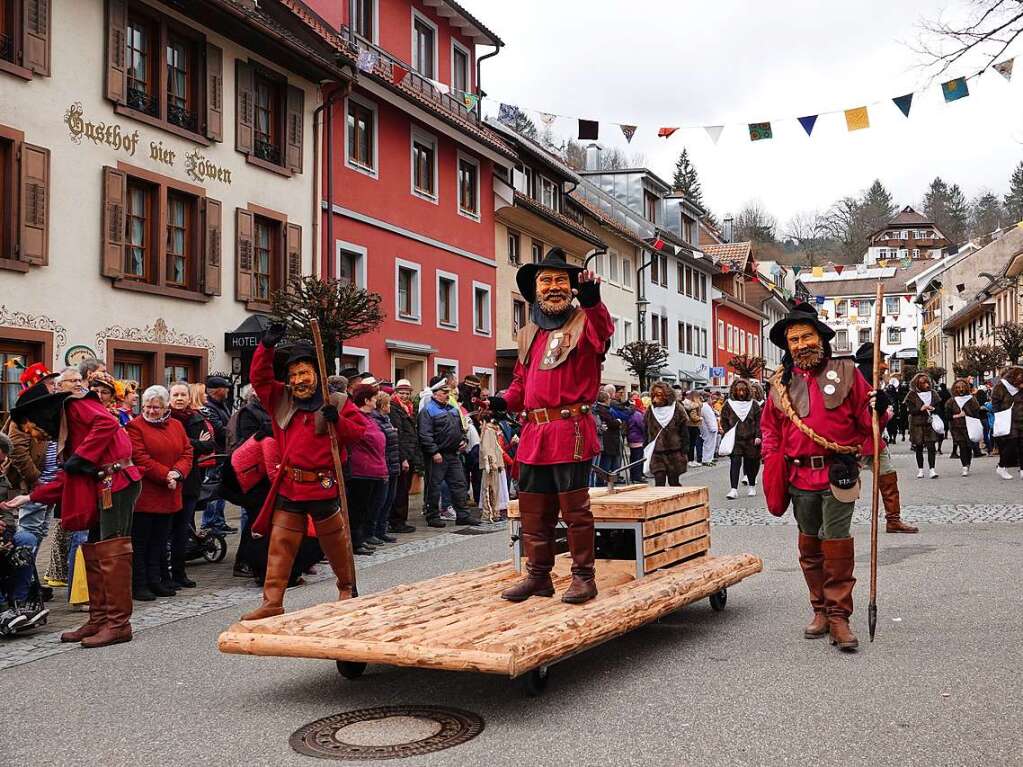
[501,492,558,602]
[880,472,918,533]
[82,537,134,648]
[312,511,356,600]
[821,537,858,652]
[797,533,828,639]
[60,543,106,643]
[558,488,597,604]
[241,510,306,621]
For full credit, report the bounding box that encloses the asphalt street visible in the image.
[3,442,1022,767]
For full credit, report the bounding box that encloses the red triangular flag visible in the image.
[721,263,731,273]
[834,265,844,274]
[391,64,409,84]
[904,294,912,302]
[657,127,679,139]
[652,236,665,250]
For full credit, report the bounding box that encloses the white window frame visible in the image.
[622,256,633,289]
[457,151,481,222]
[531,240,544,263]
[395,258,422,324]
[718,319,725,349]
[350,0,379,45]
[435,269,459,331]
[340,344,370,373]
[335,240,367,288]
[451,38,471,94]
[608,249,619,284]
[472,281,492,337]
[624,319,633,345]
[344,92,379,179]
[539,175,559,211]
[887,326,902,344]
[507,229,521,265]
[410,125,439,203]
[434,357,459,380]
[411,9,439,80]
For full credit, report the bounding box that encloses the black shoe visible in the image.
[389,524,416,533]
[379,533,398,543]
[40,586,54,603]
[133,585,156,602]
[426,517,446,528]
[172,574,197,588]
[233,562,253,578]
[455,516,481,527]
[150,581,176,597]
[354,545,375,556]
[365,536,385,546]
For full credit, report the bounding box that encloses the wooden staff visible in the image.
[869,281,883,641]
[310,319,356,599]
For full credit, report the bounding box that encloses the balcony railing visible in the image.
[127,87,160,117]
[168,102,198,133]
[254,139,281,165]
[339,27,479,127]
[0,32,13,64]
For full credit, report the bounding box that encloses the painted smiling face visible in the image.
[288,361,318,400]
[785,323,825,371]
[536,268,573,316]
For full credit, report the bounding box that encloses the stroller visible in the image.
[0,533,49,637]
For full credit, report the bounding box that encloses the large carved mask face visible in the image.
[288,361,318,400]
[536,268,573,317]
[785,323,825,371]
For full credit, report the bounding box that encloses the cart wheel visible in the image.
[336,661,367,679]
[524,666,550,697]
[709,588,727,612]
[204,535,228,563]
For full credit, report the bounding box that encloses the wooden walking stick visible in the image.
[868,282,883,641]
[310,318,357,599]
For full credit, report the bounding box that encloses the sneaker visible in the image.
[929,468,938,479]
[962,466,969,477]
[441,506,457,521]
[44,577,67,588]
[747,486,756,497]
[916,469,924,478]
[741,477,748,485]
[0,608,28,635]
[726,488,738,500]
[13,605,49,630]
[690,461,702,467]
[997,466,1013,480]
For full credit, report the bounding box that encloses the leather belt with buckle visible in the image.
[788,455,828,469]
[527,403,590,425]
[288,467,336,488]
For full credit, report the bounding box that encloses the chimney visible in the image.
[584,143,602,172]
[723,214,734,243]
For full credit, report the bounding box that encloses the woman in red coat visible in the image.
[126,385,193,601]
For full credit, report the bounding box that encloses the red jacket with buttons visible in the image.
[126,416,193,514]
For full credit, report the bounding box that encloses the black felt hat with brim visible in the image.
[10,381,73,438]
[272,341,320,382]
[515,247,584,303]
[769,301,836,350]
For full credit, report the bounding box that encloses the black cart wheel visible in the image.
[524,666,550,697]
[709,588,727,612]
[336,661,367,679]
[204,536,228,563]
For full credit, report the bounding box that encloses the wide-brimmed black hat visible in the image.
[769,301,836,350]
[10,381,73,438]
[853,342,873,365]
[272,341,319,381]
[515,247,584,303]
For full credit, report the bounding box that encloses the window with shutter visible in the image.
[101,166,127,278]
[285,222,302,286]
[236,204,291,308]
[17,141,47,265]
[202,197,221,295]
[0,0,49,79]
[236,59,293,175]
[205,43,222,141]
[235,208,254,303]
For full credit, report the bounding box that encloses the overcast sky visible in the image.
[475,0,1023,231]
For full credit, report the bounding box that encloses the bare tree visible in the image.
[994,321,1023,364]
[783,210,835,265]
[954,343,1007,383]
[727,354,766,380]
[733,200,778,244]
[916,1,1023,78]
[617,341,669,390]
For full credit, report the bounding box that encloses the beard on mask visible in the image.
[792,345,825,371]
[537,290,572,317]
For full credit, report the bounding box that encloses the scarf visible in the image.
[918,391,933,407]
[169,406,194,424]
[954,395,972,409]
[728,399,753,421]
[143,410,171,424]
[651,404,676,428]
[530,301,571,331]
[1004,380,1019,396]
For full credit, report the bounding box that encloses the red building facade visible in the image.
[704,243,765,386]
[303,0,511,391]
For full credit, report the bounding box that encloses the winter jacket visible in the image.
[418,398,465,455]
[236,401,272,444]
[990,368,1023,437]
[169,408,216,499]
[625,409,646,447]
[126,416,193,514]
[201,395,232,452]
[592,402,622,456]
[389,402,422,469]
[719,386,762,459]
[371,410,401,476]
[944,385,983,442]
[3,420,46,493]
[644,403,689,477]
[904,374,940,446]
[347,411,388,480]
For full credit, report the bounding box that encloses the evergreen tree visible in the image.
[1004,161,1023,223]
[859,179,897,238]
[969,191,1005,243]
[671,147,703,206]
[497,105,538,140]
[946,184,969,244]
[923,177,967,245]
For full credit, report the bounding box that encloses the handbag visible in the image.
[930,414,945,435]
[994,407,1013,438]
[718,426,737,457]
[965,416,984,443]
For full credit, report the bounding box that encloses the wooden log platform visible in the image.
[217,552,762,678]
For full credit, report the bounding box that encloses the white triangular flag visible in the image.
[429,78,450,95]
[705,125,724,144]
[995,58,1014,81]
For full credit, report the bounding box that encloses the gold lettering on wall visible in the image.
[184,149,232,185]
[149,141,176,166]
[63,102,140,157]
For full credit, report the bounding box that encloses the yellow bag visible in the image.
[69,547,89,605]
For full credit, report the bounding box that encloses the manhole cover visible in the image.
[290,705,484,761]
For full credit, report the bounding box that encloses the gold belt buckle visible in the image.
[532,408,550,424]
[810,456,825,469]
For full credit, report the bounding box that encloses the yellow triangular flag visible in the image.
[812,266,824,277]
[845,106,869,131]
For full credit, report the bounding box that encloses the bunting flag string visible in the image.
[391,64,408,84]
[482,55,1013,147]
[356,47,378,73]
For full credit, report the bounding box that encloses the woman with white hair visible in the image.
[125,386,193,601]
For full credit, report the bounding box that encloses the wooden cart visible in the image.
[218,486,762,695]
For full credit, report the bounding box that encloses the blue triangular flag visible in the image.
[797,115,818,136]
[892,93,913,117]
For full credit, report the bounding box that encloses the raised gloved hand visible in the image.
[63,454,98,477]
[486,395,507,413]
[574,269,602,308]
[261,321,288,348]
[321,404,339,423]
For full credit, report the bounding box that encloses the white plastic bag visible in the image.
[930,414,945,435]
[642,440,657,477]
[965,415,984,443]
[994,407,1013,437]
[718,426,737,457]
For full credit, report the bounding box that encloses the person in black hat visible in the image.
[760,301,881,652]
[199,374,233,534]
[487,247,612,605]
[854,343,917,534]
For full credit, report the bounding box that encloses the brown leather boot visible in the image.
[821,537,858,651]
[61,543,106,643]
[880,472,918,533]
[501,492,558,602]
[559,487,597,604]
[81,537,134,648]
[797,533,828,639]
[241,510,306,620]
[313,511,356,600]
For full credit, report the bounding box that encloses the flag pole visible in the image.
[868,281,883,641]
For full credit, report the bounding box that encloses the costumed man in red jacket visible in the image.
[489,248,612,604]
[241,323,368,621]
[761,302,881,652]
[3,381,142,647]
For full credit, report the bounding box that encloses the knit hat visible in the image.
[395,379,413,391]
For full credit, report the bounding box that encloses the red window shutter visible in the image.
[101,166,126,278]
[285,85,304,173]
[205,43,223,142]
[235,208,254,301]
[202,197,222,296]
[105,0,127,103]
[18,143,49,266]
[22,0,51,76]
[236,61,254,155]
[285,222,302,286]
